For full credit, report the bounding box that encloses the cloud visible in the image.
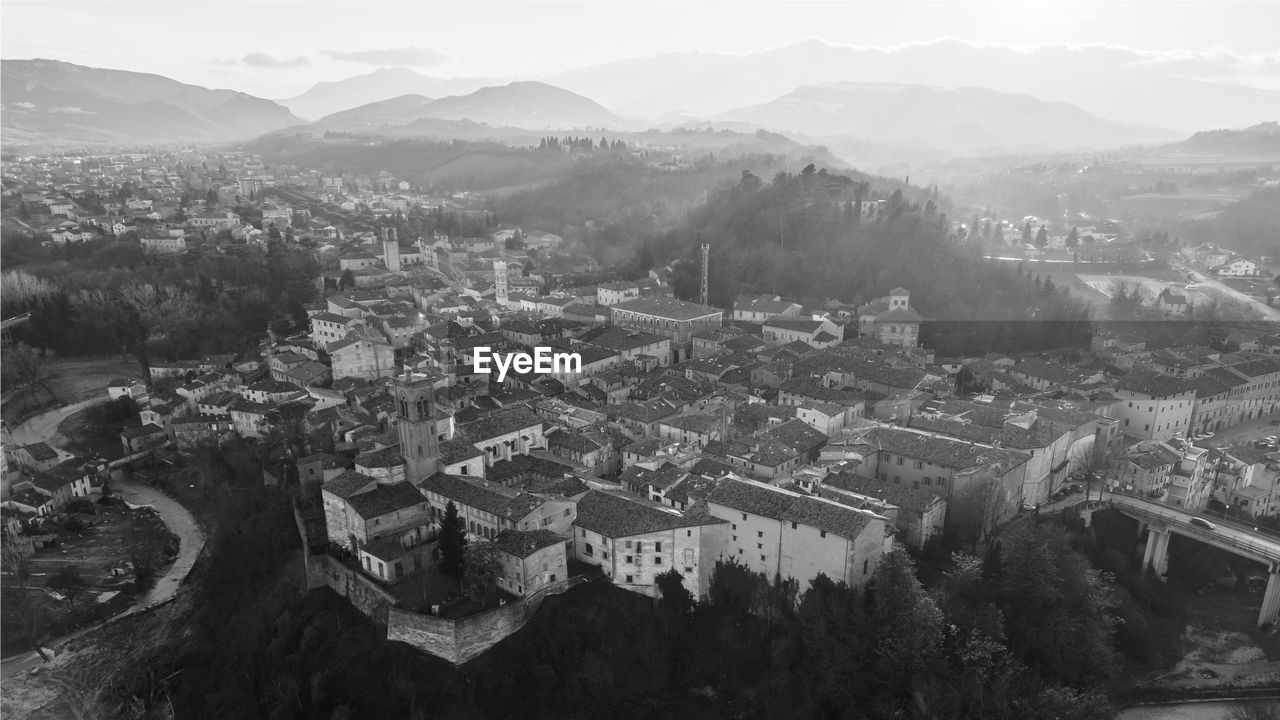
[321,45,450,67]
[242,52,310,68]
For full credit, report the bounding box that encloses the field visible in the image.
[1,357,138,426]
[0,501,177,656]
[1076,274,1212,305]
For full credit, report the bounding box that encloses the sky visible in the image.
[3,0,1280,98]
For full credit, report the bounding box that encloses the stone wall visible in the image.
[387,577,583,665]
[312,554,397,625]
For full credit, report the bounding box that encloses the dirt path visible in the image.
[0,481,204,680]
[7,399,104,448]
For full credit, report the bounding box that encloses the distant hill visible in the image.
[1170,122,1280,157]
[313,81,620,132]
[710,82,1174,155]
[1,58,301,147]
[312,93,437,131]
[276,67,499,120]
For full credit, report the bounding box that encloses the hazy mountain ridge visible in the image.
[2,58,302,146]
[709,82,1176,154]
[312,81,619,132]
[276,66,499,120]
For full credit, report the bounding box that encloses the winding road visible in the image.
[1,406,205,678]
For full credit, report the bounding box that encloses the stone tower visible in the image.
[394,369,439,483]
[382,227,401,272]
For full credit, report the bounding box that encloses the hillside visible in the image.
[1169,122,1280,158]
[711,82,1172,155]
[312,93,437,131]
[276,66,498,120]
[1,59,301,147]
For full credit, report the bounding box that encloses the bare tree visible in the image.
[8,591,51,661]
[1070,438,1120,502]
[1230,702,1280,720]
[2,543,32,590]
[71,282,199,381]
[0,341,58,407]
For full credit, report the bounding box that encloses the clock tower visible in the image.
[394,370,440,483]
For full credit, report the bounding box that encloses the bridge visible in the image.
[1064,492,1280,627]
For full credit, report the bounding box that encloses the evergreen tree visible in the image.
[1035,225,1048,249]
[439,501,467,577]
[1065,226,1079,250]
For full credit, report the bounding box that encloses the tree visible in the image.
[1229,702,1280,720]
[655,568,693,617]
[1065,226,1079,250]
[47,564,88,608]
[1021,221,1032,246]
[1034,225,1048,250]
[338,269,356,290]
[461,540,501,605]
[3,543,32,590]
[439,501,467,577]
[8,591,51,661]
[1070,437,1119,502]
[949,474,1007,553]
[0,341,58,407]
[130,532,163,588]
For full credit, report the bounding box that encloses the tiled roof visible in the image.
[779,495,873,539]
[1116,369,1195,397]
[321,470,377,499]
[824,472,942,512]
[344,481,427,520]
[867,426,1030,471]
[612,296,722,321]
[439,438,483,465]
[459,407,542,442]
[419,472,545,521]
[573,490,727,538]
[493,529,565,559]
[355,445,404,469]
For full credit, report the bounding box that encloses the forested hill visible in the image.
[653,166,1091,354]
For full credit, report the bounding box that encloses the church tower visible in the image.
[394,370,440,483]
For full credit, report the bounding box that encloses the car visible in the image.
[1068,483,1082,493]
[1267,436,1278,444]
[1203,431,1214,438]
[1185,283,1200,289]
[1021,503,1037,512]
[1190,517,1217,530]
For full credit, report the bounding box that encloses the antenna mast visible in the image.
[700,242,710,306]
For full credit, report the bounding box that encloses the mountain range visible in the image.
[1,59,301,146]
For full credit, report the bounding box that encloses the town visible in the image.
[5,143,1280,677]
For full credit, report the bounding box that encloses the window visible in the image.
[914,460,923,470]
[603,551,609,560]
[923,477,932,486]
[742,513,748,521]
[760,555,767,562]
[580,528,586,537]
[687,530,692,537]
[897,456,905,466]
[732,535,737,541]
[654,557,662,565]
[625,555,633,564]
[655,542,663,552]
[757,543,763,549]
[819,530,826,538]
[864,559,869,575]
[584,544,594,557]
[685,567,694,574]
[625,540,633,549]
[625,574,634,583]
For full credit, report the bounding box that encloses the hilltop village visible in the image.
[6,148,1280,665]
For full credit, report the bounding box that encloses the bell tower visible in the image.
[394,370,440,483]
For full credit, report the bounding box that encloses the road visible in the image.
[1185,269,1280,321]
[1042,490,1280,564]
[6,398,104,448]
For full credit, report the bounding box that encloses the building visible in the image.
[705,478,888,589]
[596,280,641,306]
[320,472,432,583]
[329,331,397,380]
[394,370,442,483]
[492,529,569,596]
[733,294,803,323]
[856,288,924,348]
[419,472,577,539]
[571,490,729,598]
[1212,259,1259,277]
[610,297,723,363]
[1114,369,1196,442]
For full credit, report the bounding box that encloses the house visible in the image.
[328,331,397,380]
[310,312,364,347]
[546,426,627,478]
[12,442,71,474]
[703,419,828,482]
[419,472,577,539]
[596,280,640,306]
[705,478,888,589]
[610,297,723,363]
[1212,259,1259,277]
[656,413,723,447]
[762,318,843,348]
[492,529,569,597]
[27,460,93,510]
[821,471,946,550]
[121,423,169,453]
[456,407,546,467]
[856,288,924,348]
[571,490,729,598]
[1114,369,1196,442]
[320,473,432,583]
[575,326,671,366]
[733,294,803,322]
